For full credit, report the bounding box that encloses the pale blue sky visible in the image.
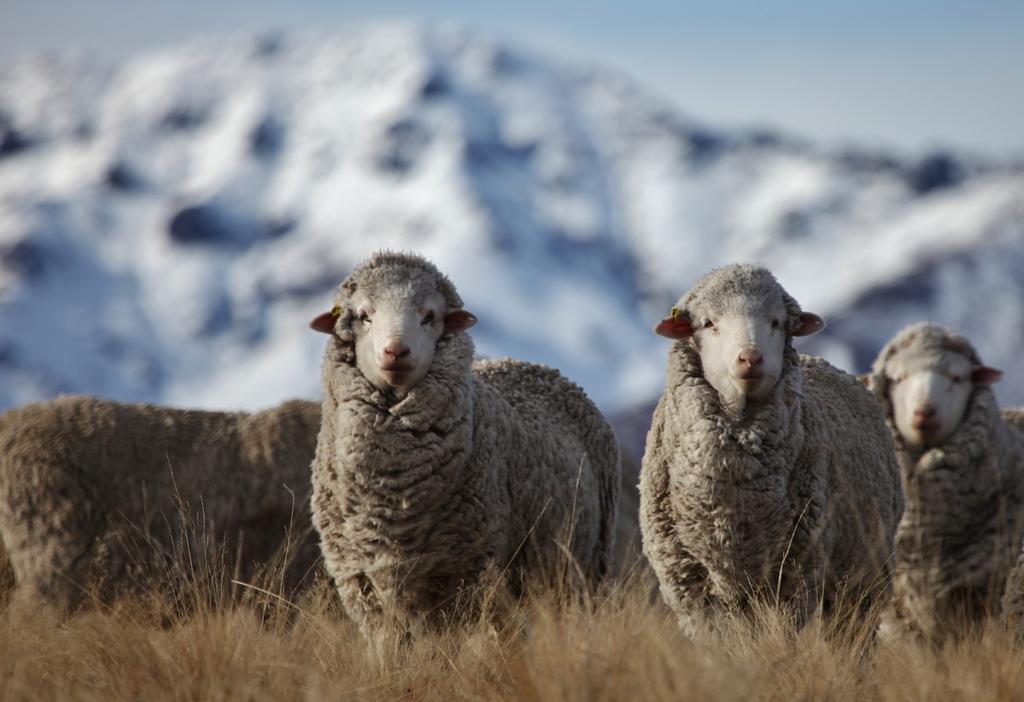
[3,0,1022,157]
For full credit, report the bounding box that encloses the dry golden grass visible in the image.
[1,555,1024,702]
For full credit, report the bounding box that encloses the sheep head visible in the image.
[872,323,1001,449]
[655,264,823,415]
[311,251,477,393]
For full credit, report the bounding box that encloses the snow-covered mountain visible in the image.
[1,24,1022,438]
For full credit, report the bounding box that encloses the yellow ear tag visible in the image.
[670,306,682,320]
[331,305,342,318]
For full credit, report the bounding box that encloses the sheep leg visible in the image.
[0,458,104,611]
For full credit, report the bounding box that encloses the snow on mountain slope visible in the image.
[0,24,1021,422]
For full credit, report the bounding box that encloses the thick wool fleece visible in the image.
[868,324,1024,639]
[641,343,902,634]
[0,396,322,609]
[312,256,619,640]
[640,267,901,635]
[1000,410,1024,637]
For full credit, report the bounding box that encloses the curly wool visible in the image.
[312,254,619,640]
[640,268,902,635]
[642,344,901,633]
[868,324,1024,638]
[1000,411,1024,637]
[0,396,322,609]
[679,264,806,335]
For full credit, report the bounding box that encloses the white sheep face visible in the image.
[655,266,824,416]
[691,301,790,414]
[348,288,449,393]
[311,289,477,393]
[657,295,823,415]
[885,349,1000,449]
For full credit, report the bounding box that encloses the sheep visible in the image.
[0,396,322,610]
[639,264,903,636]
[866,322,1024,640]
[1003,411,1024,638]
[309,251,620,643]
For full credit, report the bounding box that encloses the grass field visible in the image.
[1,553,1023,702]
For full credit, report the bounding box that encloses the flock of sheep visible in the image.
[0,250,1021,648]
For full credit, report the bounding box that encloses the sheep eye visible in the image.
[951,375,962,383]
[358,311,371,325]
[422,311,435,325]
[771,319,780,329]
[703,319,715,329]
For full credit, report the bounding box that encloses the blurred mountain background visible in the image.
[0,19,1021,458]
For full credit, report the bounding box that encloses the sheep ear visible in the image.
[655,308,693,339]
[310,306,341,334]
[972,366,1002,385]
[792,312,825,337]
[444,309,478,333]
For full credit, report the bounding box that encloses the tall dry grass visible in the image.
[0,475,1020,701]
[1,553,1024,702]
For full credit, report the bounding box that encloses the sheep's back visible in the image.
[472,358,620,578]
[799,356,903,580]
[236,399,321,496]
[473,360,614,458]
[0,395,321,600]
[0,396,319,503]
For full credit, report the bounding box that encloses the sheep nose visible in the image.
[738,349,763,369]
[383,342,410,360]
[914,405,936,420]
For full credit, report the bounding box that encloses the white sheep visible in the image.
[866,322,1024,640]
[639,264,903,636]
[309,251,620,643]
[0,396,322,610]
[1003,409,1024,639]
